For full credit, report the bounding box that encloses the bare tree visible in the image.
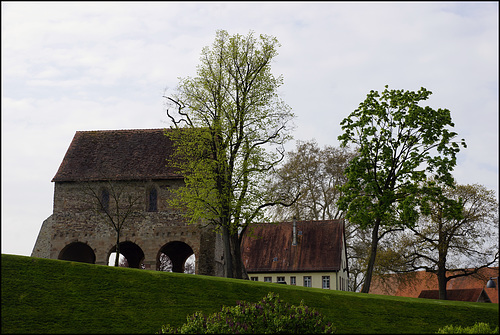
[84,181,143,267]
[266,140,355,221]
[382,182,499,299]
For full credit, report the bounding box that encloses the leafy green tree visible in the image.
[164,30,295,279]
[384,182,499,300]
[337,85,466,293]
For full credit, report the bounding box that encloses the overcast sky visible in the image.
[2,2,498,257]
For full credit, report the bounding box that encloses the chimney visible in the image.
[292,216,297,246]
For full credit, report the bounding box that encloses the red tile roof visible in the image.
[241,220,347,273]
[52,129,182,182]
[370,267,499,303]
[418,288,491,303]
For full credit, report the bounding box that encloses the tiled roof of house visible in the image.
[370,267,499,304]
[418,288,491,303]
[241,220,346,273]
[52,129,182,182]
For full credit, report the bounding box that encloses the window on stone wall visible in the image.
[100,188,109,212]
[148,187,158,212]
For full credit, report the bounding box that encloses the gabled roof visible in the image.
[241,220,346,273]
[418,288,491,303]
[52,129,182,182]
[370,267,499,304]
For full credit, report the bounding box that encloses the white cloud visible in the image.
[2,1,498,256]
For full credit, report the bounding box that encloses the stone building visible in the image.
[31,128,224,276]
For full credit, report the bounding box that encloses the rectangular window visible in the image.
[290,276,296,286]
[148,188,158,212]
[264,277,272,283]
[304,276,312,287]
[250,277,258,281]
[277,276,285,284]
[322,276,330,289]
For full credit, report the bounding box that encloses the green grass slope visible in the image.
[1,254,498,334]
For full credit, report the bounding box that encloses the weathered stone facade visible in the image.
[31,129,224,276]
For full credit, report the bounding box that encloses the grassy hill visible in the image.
[1,254,498,334]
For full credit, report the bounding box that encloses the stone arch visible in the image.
[58,241,96,264]
[109,241,145,268]
[157,241,194,273]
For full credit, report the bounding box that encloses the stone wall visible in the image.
[32,179,224,276]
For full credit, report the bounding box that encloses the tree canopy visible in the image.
[337,85,466,293]
[165,30,295,279]
[384,182,499,300]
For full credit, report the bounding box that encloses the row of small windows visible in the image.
[99,188,158,212]
[250,276,348,291]
[250,275,338,290]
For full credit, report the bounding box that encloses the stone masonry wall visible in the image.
[32,179,224,276]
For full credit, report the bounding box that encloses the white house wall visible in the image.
[248,271,349,291]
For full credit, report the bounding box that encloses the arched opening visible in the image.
[108,253,129,267]
[58,242,96,264]
[108,241,145,269]
[157,241,195,274]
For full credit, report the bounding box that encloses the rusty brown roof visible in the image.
[418,288,491,303]
[241,220,346,273]
[369,267,499,304]
[52,129,182,182]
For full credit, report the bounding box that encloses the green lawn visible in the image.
[1,254,498,334]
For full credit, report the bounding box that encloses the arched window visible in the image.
[148,187,157,212]
[100,188,109,212]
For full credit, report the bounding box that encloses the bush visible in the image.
[159,292,336,334]
[436,322,499,334]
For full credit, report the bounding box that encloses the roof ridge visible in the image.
[76,128,168,133]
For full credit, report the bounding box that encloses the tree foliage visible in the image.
[337,85,466,293]
[165,30,295,279]
[384,182,499,300]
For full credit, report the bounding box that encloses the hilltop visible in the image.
[1,254,498,334]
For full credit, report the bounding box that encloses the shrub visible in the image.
[436,322,499,334]
[159,292,336,334]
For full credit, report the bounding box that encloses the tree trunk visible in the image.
[230,232,248,280]
[361,218,380,293]
[114,233,120,267]
[222,225,233,278]
[437,268,448,300]
[437,218,448,300]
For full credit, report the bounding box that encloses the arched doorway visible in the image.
[58,242,96,264]
[157,241,195,273]
[108,241,145,269]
